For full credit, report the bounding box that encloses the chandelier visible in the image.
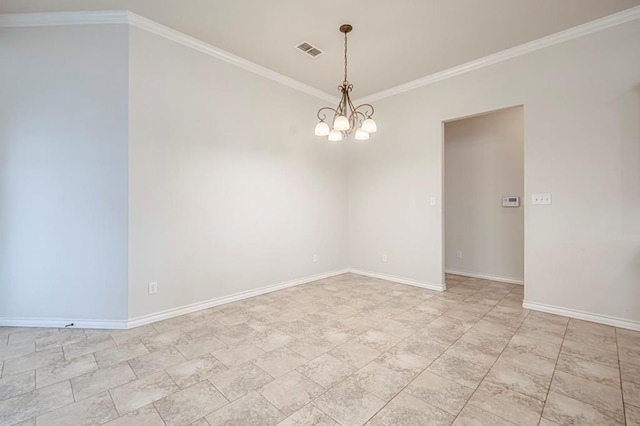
[314,24,377,141]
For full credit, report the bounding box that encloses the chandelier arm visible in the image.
[352,103,375,118]
[317,106,338,121]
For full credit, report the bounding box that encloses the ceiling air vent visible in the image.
[296,41,323,58]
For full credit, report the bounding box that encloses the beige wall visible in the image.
[348,20,640,327]
[127,27,348,319]
[444,107,524,282]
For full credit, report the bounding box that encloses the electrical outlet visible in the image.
[382,254,388,262]
[456,250,463,259]
[148,282,158,295]
[312,254,318,263]
[532,193,552,205]
[430,196,436,206]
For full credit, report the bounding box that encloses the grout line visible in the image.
[615,328,627,425]
[537,310,570,425]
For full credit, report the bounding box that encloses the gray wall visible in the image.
[347,20,640,323]
[0,25,129,320]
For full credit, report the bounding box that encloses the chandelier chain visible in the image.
[343,30,348,84]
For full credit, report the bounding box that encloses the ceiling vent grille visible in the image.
[296,41,323,58]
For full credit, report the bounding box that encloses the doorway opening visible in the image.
[443,106,525,288]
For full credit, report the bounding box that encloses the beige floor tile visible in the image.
[619,346,640,367]
[515,323,565,345]
[373,391,454,426]
[0,341,35,363]
[140,329,192,352]
[564,329,617,352]
[508,335,561,360]
[368,319,416,339]
[253,347,308,377]
[109,371,180,415]
[428,353,489,389]
[249,329,295,352]
[484,360,551,401]
[457,328,510,355]
[405,371,474,415]
[296,353,355,388]
[626,403,640,426]
[35,330,88,352]
[71,362,136,402]
[7,328,60,345]
[550,370,624,422]
[623,380,640,408]
[165,354,227,389]
[329,340,381,369]
[2,347,64,376]
[542,391,622,426]
[355,330,402,352]
[154,380,228,425]
[373,346,431,378]
[109,325,157,346]
[102,404,165,426]
[36,391,118,426]
[499,346,556,377]
[174,336,226,359]
[208,361,274,401]
[36,353,98,388]
[205,391,285,425]
[445,340,500,369]
[394,334,449,362]
[287,334,336,359]
[560,339,619,368]
[468,381,543,425]
[313,381,385,426]
[276,404,339,426]
[349,362,412,401]
[211,342,266,367]
[63,335,115,360]
[555,352,620,387]
[94,340,149,368]
[0,381,74,425]
[258,371,325,416]
[453,404,516,425]
[0,369,35,401]
[621,360,640,384]
[127,346,187,377]
[151,316,196,334]
[417,317,471,345]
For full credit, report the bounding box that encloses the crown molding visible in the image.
[0,10,127,26]
[356,5,640,104]
[0,10,338,104]
[2,6,638,105]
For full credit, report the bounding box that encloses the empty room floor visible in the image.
[0,274,638,425]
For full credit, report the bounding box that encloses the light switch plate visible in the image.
[532,193,552,205]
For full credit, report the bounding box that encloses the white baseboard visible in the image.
[126,268,350,328]
[0,317,128,329]
[0,268,349,330]
[445,269,524,285]
[349,269,446,292]
[523,300,640,331]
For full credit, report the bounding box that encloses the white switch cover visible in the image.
[382,254,388,262]
[430,197,436,206]
[148,282,158,295]
[312,254,318,263]
[532,194,552,205]
[456,250,463,259]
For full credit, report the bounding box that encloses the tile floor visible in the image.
[0,273,638,425]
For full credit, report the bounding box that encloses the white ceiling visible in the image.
[2,0,638,97]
